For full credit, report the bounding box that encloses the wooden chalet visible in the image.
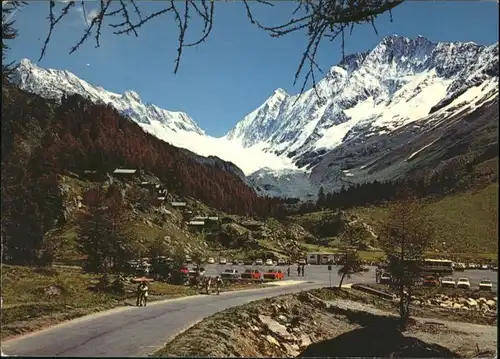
[171,201,187,208]
[112,168,137,178]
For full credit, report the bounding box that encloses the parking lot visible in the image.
[201,264,497,292]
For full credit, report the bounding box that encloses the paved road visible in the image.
[2,265,496,357]
[2,269,373,357]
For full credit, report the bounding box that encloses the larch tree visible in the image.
[378,191,434,331]
[337,223,366,288]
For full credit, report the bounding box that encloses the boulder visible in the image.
[486,300,496,308]
[265,335,280,346]
[457,297,469,305]
[259,315,293,340]
[299,334,312,349]
[44,285,62,296]
[467,298,478,307]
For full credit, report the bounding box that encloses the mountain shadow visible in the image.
[299,323,460,358]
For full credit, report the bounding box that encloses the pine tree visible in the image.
[378,193,434,330]
[316,186,326,209]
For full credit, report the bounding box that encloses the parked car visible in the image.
[265,259,274,266]
[380,272,391,284]
[480,264,489,270]
[243,259,254,265]
[219,258,227,265]
[479,279,493,291]
[493,266,498,272]
[232,259,239,265]
[454,263,466,271]
[422,275,440,287]
[207,257,215,264]
[277,259,286,266]
[255,259,264,265]
[241,269,261,280]
[441,276,456,288]
[221,269,240,280]
[456,277,471,289]
[263,269,284,280]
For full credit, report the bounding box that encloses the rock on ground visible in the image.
[154,288,497,358]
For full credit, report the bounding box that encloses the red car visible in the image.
[422,275,440,287]
[263,270,284,280]
[241,269,261,280]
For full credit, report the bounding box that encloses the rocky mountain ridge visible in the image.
[12,35,499,199]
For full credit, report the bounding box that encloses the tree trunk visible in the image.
[338,272,346,288]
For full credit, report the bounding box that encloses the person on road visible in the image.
[301,264,306,277]
[287,267,291,277]
[205,277,212,295]
[297,265,301,277]
[136,283,143,306]
[215,276,223,295]
[141,281,149,306]
[375,267,381,283]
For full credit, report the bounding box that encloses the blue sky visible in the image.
[6,1,499,137]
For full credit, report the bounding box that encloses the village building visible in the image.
[171,201,187,208]
[112,168,137,179]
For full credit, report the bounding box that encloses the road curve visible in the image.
[2,281,329,357]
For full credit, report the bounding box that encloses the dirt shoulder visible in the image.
[154,287,497,358]
[0,265,267,340]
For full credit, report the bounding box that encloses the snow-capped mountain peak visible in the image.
[226,35,498,198]
[14,58,205,136]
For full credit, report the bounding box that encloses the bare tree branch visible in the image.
[35,0,403,96]
[39,0,75,62]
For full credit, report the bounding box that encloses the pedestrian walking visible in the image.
[205,277,212,295]
[141,281,149,306]
[215,276,223,295]
[297,265,301,276]
[301,264,306,277]
[287,267,291,277]
[136,283,142,306]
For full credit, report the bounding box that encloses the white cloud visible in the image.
[74,5,100,27]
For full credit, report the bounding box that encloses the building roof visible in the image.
[171,201,187,206]
[193,216,208,221]
[113,168,137,174]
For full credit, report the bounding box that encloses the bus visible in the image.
[421,259,454,274]
[388,258,454,275]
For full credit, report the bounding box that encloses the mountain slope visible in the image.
[13,59,296,176]
[15,59,205,135]
[227,35,498,197]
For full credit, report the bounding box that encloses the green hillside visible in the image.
[348,182,498,261]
